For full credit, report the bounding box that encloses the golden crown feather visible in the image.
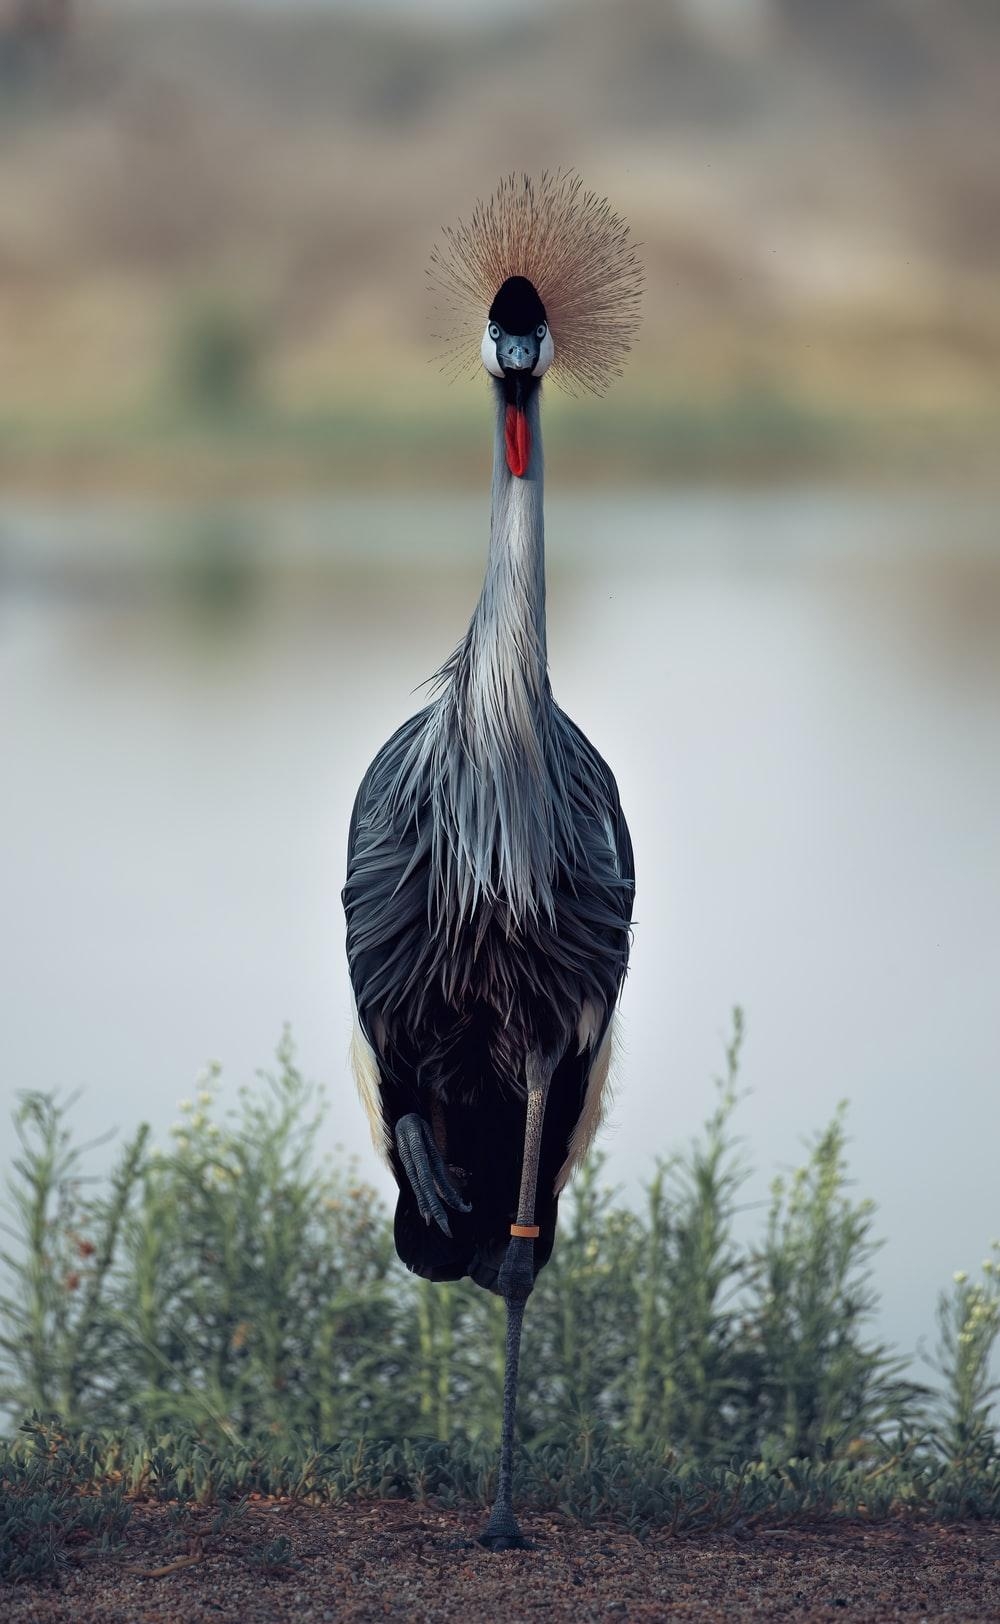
[429,170,643,396]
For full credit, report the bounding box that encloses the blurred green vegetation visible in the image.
[3,387,998,496]
[2,1017,1000,1580]
[168,298,262,419]
[2,268,997,492]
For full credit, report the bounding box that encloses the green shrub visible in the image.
[745,1105,917,1460]
[0,1094,147,1426]
[929,1248,1000,1482]
[1,1012,998,1551]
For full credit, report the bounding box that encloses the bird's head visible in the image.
[480,276,554,477]
[481,276,554,386]
[429,171,642,479]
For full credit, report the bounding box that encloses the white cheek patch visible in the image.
[533,327,555,377]
[481,323,504,378]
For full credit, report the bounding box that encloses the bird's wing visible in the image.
[343,709,433,1158]
[544,709,635,1190]
[563,709,634,892]
[343,708,432,1014]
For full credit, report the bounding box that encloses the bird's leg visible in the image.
[395,1113,471,1237]
[478,1051,553,1553]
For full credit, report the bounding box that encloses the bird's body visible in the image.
[344,391,633,1290]
[343,174,640,1548]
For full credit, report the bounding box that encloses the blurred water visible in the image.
[2,487,999,1369]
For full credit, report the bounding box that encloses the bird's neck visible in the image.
[427,383,555,927]
[463,383,548,711]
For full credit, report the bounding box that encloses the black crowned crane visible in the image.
[343,172,641,1550]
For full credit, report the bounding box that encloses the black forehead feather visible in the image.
[489,275,546,332]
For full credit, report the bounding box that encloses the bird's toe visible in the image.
[422,1129,472,1212]
[395,1113,465,1235]
[476,1530,532,1553]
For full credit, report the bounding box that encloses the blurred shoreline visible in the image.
[1,1,998,498]
[1,397,998,499]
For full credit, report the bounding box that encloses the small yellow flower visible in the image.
[198,1091,213,1107]
[178,1098,193,1113]
[953,1270,968,1285]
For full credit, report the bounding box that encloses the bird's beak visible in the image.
[499,340,536,373]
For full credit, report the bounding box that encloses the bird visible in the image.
[342,171,641,1551]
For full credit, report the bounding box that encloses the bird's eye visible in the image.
[536,323,547,339]
[488,323,500,341]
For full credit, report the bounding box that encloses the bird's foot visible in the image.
[477,1505,531,1552]
[477,1530,532,1552]
[395,1113,471,1237]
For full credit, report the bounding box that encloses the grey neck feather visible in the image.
[417,384,558,932]
[470,385,548,697]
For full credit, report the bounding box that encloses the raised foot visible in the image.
[394,1113,471,1237]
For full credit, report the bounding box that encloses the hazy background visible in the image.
[2,0,999,1372]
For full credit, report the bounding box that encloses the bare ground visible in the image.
[5,1502,1000,1624]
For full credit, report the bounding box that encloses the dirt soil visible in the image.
[5,1501,1000,1623]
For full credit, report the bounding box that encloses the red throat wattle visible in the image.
[504,404,531,478]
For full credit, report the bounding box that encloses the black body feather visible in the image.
[343,702,634,1292]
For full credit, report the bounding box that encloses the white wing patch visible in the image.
[576,999,603,1054]
[555,1013,618,1193]
[349,994,391,1166]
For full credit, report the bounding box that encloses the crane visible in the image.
[343,172,641,1550]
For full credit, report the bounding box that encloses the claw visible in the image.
[395,1113,471,1236]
